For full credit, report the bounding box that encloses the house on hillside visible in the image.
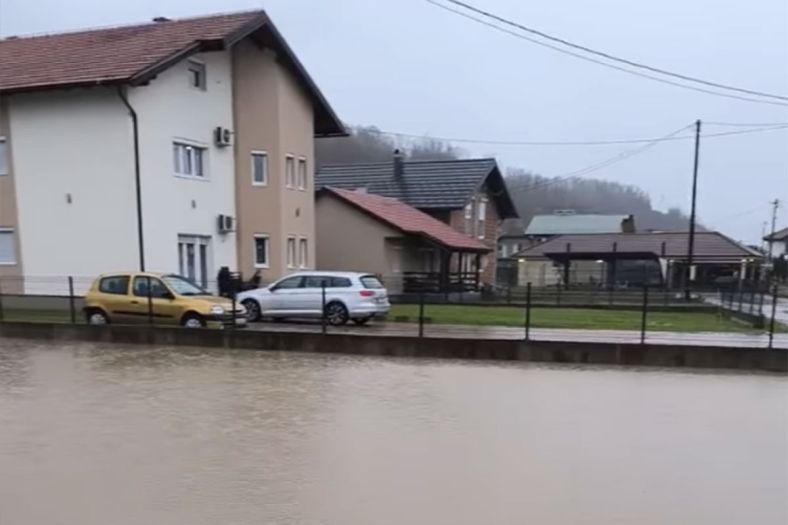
[764,227,788,258]
[497,210,635,285]
[316,188,490,294]
[316,152,518,287]
[0,10,344,294]
[512,231,761,289]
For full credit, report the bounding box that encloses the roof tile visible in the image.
[325,188,489,252]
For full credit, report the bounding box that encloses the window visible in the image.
[251,151,268,186]
[132,276,170,299]
[173,142,206,178]
[0,230,16,265]
[330,277,352,288]
[273,276,303,290]
[285,155,295,188]
[177,235,211,289]
[464,201,474,235]
[162,275,206,296]
[297,157,307,190]
[298,237,308,268]
[477,197,488,239]
[98,276,130,295]
[361,276,384,289]
[287,236,297,268]
[0,138,7,176]
[303,276,329,288]
[187,60,206,90]
[254,235,269,268]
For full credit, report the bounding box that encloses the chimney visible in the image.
[393,149,404,179]
[152,16,171,23]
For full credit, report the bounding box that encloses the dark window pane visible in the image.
[361,276,384,289]
[330,277,352,288]
[274,276,303,290]
[99,276,130,295]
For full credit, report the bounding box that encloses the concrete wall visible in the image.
[129,51,237,278]
[0,95,22,292]
[232,39,316,281]
[1,322,784,373]
[8,88,138,293]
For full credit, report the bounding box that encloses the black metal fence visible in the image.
[0,275,784,349]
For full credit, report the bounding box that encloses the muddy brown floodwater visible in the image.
[0,340,786,524]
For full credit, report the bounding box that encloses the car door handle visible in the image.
[130,300,140,305]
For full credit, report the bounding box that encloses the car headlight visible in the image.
[210,305,225,316]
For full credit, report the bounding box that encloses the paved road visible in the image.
[249,321,788,349]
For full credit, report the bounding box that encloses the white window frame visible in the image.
[251,151,268,186]
[298,237,308,269]
[0,228,16,265]
[253,234,270,269]
[286,236,297,268]
[173,141,208,179]
[477,197,488,239]
[297,156,307,190]
[464,200,474,235]
[0,137,7,176]
[285,154,295,188]
[187,60,206,91]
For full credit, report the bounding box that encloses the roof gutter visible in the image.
[116,86,146,272]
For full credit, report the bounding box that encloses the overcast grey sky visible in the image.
[1,0,786,242]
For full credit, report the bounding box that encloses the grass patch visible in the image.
[389,304,762,333]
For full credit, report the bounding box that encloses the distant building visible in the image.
[317,154,518,287]
[512,231,761,289]
[499,211,635,258]
[497,211,634,285]
[315,188,489,294]
[764,227,788,258]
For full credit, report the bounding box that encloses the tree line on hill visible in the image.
[316,125,693,233]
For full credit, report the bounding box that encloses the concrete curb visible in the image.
[0,322,785,373]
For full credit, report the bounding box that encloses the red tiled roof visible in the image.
[0,11,345,136]
[0,11,263,92]
[325,188,490,252]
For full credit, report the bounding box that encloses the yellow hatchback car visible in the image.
[83,272,246,328]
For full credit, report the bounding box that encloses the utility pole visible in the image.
[767,199,780,259]
[685,119,701,300]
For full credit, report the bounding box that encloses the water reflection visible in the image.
[0,339,785,525]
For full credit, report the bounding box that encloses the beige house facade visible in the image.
[0,11,343,293]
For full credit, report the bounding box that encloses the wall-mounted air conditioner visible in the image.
[217,214,234,233]
[214,126,232,147]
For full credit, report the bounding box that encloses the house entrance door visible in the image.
[178,235,212,289]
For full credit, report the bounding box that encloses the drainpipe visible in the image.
[117,86,146,271]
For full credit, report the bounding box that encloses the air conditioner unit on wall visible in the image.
[217,214,234,233]
[214,126,232,147]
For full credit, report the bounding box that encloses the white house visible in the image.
[0,11,344,294]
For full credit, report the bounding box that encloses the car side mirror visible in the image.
[162,291,175,300]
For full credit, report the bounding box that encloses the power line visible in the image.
[505,123,694,193]
[426,1,788,108]
[434,0,788,103]
[706,121,788,127]
[372,123,788,147]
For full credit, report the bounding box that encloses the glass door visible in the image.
[178,235,212,289]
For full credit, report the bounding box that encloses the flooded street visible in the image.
[0,340,786,524]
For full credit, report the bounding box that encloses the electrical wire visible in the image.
[435,0,788,103]
[504,123,694,194]
[372,123,788,147]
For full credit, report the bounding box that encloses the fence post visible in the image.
[418,292,425,338]
[524,282,532,341]
[321,281,327,335]
[146,276,154,326]
[640,285,649,344]
[68,276,76,324]
[768,285,778,349]
[231,292,237,330]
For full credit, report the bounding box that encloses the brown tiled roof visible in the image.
[324,188,490,252]
[0,11,345,136]
[516,232,761,261]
